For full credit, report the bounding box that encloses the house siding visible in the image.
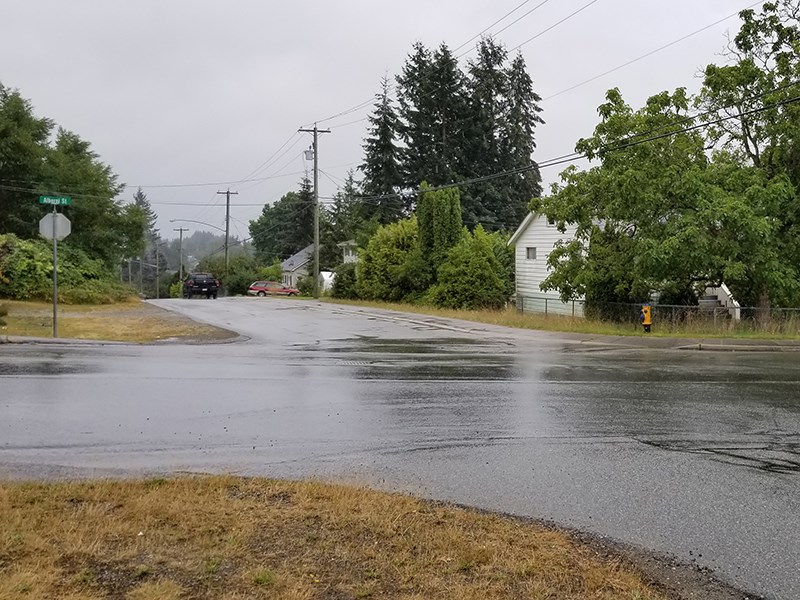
[513,215,581,317]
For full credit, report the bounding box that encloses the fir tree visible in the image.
[498,53,544,229]
[461,38,510,230]
[428,43,470,187]
[360,77,403,224]
[133,187,158,240]
[321,171,364,267]
[396,43,437,191]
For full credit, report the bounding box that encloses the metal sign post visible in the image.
[38,196,72,338]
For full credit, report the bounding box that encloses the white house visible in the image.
[508,212,740,320]
[281,244,313,287]
[337,240,358,264]
[508,212,582,316]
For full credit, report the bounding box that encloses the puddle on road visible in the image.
[0,360,96,376]
[289,336,519,381]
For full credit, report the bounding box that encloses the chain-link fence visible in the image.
[517,295,800,335]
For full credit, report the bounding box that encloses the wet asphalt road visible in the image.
[1,298,799,599]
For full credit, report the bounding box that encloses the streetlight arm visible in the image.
[169,218,225,233]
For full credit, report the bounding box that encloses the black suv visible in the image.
[183,273,220,299]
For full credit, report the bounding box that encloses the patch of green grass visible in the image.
[252,568,276,586]
[203,557,222,575]
[134,564,151,578]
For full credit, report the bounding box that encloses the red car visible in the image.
[247,281,300,297]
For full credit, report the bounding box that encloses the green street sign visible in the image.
[39,195,71,206]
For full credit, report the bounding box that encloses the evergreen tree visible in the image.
[416,183,463,277]
[396,43,437,190]
[390,38,544,232]
[133,187,158,238]
[462,38,510,230]
[498,53,544,229]
[321,171,364,268]
[396,43,471,193]
[360,78,404,224]
[427,44,470,187]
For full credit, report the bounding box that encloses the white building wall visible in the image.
[513,215,581,316]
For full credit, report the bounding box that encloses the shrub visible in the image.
[258,260,283,282]
[429,225,508,310]
[0,303,7,328]
[0,234,132,303]
[0,234,52,299]
[297,275,315,296]
[356,217,424,302]
[169,282,182,298]
[331,261,358,299]
[59,279,133,305]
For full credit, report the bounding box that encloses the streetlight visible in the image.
[169,218,225,233]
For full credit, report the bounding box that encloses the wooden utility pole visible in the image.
[173,227,189,282]
[298,123,330,298]
[216,189,238,282]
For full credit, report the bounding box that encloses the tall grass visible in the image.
[323,299,800,339]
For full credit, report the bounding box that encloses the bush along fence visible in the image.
[516,295,800,334]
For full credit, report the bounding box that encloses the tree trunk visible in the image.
[756,292,771,331]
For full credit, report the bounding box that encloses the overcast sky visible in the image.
[2,0,758,240]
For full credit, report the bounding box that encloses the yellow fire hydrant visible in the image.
[640,304,652,333]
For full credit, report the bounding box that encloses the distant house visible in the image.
[508,212,581,316]
[281,244,313,287]
[337,240,358,264]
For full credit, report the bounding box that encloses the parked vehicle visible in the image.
[247,281,299,297]
[183,273,220,299]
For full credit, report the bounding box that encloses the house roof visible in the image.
[281,244,314,272]
[508,212,538,247]
[336,239,357,248]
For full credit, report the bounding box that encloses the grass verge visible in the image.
[0,299,234,343]
[0,475,665,600]
[322,298,800,340]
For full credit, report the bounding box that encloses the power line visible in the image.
[239,131,303,182]
[453,0,534,53]
[456,0,553,58]
[301,0,557,128]
[541,0,763,102]
[510,0,602,52]
[5,78,796,208]
[350,92,800,204]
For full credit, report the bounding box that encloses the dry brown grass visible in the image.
[323,299,800,339]
[0,300,234,343]
[0,476,666,600]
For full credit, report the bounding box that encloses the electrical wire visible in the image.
[510,0,602,52]
[541,0,763,102]
[349,92,800,204]
[452,0,535,53]
[239,131,303,182]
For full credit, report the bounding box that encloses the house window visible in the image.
[547,216,555,226]
[526,247,537,260]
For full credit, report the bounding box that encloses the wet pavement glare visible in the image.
[1,297,799,599]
